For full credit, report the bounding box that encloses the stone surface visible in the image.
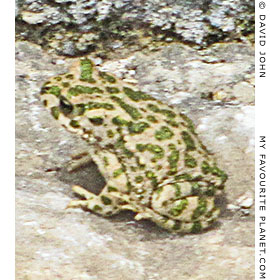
[16,0,254,56]
[16,40,254,279]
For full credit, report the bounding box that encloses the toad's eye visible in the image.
[59,96,73,115]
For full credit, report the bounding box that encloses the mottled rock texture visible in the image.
[16,0,254,55]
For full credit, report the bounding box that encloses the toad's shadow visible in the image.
[57,160,228,239]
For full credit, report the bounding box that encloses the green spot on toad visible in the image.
[184,153,197,168]
[89,117,104,126]
[113,168,124,178]
[111,96,142,120]
[192,198,207,220]
[128,122,150,134]
[169,199,188,216]
[155,126,174,140]
[70,120,80,128]
[108,186,118,192]
[124,87,155,101]
[67,85,103,98]
[106,87,120,94]
[99,71,116,83]
[182,131,196,151]
[42,85,61,97]
[80,58,95,83]
[101,195,112,205]
[51,106,60,119]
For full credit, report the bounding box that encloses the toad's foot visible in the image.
[67,185,120,216]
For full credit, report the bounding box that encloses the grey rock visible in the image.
[16,0,254,55]
[21,6,62,25]
[60,40,76,56]
[237,193,254,209]
[133,42,254,104]
[15,0,23,17]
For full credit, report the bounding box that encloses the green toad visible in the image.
[41,58,227,233]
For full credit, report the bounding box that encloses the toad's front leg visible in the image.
[67,148,133,216]
[66,152,93,172]
[67,184,121,216]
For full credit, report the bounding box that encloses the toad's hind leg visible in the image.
[150,211,219,233]
[135,206,219,233]
[67,148,130,216]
